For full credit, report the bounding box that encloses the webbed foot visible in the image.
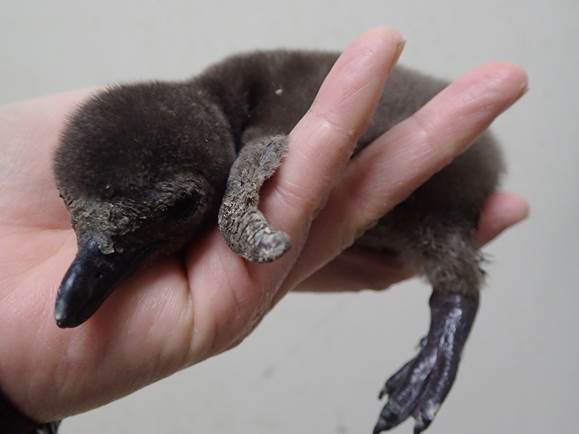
[373,293,478,434]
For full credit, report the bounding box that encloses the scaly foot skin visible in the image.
[373,293,479,434]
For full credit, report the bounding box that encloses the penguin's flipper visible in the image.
[218,135,291,262]
[373,293,479,434]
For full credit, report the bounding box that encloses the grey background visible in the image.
[1,1,577,433]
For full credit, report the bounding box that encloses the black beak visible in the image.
[55,237,150,328]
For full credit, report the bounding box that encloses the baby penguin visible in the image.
[53,50,503,433]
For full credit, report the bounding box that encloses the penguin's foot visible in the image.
[373,293,479,434]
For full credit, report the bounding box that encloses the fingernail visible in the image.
[390,40,406,72]
[519,84,529,98]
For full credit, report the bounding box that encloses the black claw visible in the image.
[413,404,435,434]
[413,415,432,434]
[373,417,387,434]
[373,292,479,433]
[373,407,400,434]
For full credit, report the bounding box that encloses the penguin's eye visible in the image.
[166,195,197,220]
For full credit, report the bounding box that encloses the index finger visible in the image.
[261,27,405,238]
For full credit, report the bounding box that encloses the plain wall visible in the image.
[1,1,577,433]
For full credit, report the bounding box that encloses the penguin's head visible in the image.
[53,82,234,328]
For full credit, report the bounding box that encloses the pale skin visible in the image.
[0,27,529,423]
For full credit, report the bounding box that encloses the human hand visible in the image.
[0,27,527,423]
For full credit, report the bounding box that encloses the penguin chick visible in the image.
[53,50,504,433]
[54,81,236,327]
